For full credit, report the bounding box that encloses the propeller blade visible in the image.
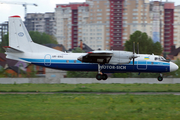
[133,57,135,70]
[133,42,135,54]
[137,42,139,54]
[133,42,135,70]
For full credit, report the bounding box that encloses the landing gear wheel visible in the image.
[157,76,163,81]
[102,74,108,80]
[96,74,102,81]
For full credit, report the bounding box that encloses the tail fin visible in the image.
[8,15,62,53]
[9,15,33,52]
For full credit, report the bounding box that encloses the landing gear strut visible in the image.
[157,73,163,82]
[96,64,108,81]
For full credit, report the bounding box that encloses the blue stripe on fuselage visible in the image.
[21,58,170,73]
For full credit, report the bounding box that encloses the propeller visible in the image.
[132,42,139,70]
[133,42,135,70]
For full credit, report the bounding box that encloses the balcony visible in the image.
[114,3,122,5]
[113,31,121,33]
[114,15,122,17]
[113,23,122,25]
[114,35,121,37]
[113,39,121,42]
[164,40,171,42]
[73,36,77,38]
[113,11,122,13]
[113,7,122,9]
[113,19,122,21]
[114,25,122,27]
[113,43,122,45]
[114,27,122,29]
[164,36,171,38]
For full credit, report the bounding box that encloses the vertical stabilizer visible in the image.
[9,15,33,52]
[8,15,62,53]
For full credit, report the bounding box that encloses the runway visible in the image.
[0,92,180,95]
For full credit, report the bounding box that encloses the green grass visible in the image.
[0,94,180,120]
[0,83,180,92]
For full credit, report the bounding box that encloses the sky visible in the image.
[0,0,180,23]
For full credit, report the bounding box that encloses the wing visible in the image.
[78,51,113,64]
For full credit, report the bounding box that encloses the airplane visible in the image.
[4,15,179,82]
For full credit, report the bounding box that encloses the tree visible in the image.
[125,31,162,55]
[72,47,85,53]
[0,31,58,53]
[0,33,8,53]
[66,47,97,78]
[29,31,57,44]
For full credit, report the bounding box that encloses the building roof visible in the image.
[0,53,17,68]
[167,47,180,59]
[0,53,6,61]
[110,46,124,51]
[68,43,93,53]
[82,43,94,52]
[6,66,26,74]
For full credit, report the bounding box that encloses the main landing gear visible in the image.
[157,73,163,82]
[96,64,108,81]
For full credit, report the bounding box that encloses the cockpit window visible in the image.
[155,57,166,61]
[160,57,166,61]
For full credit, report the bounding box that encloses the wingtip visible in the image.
[10,15,21,18]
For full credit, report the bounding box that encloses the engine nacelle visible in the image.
[109,51,133,65]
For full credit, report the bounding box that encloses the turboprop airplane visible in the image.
[4,15,179,81]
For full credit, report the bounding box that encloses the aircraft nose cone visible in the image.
[170,62,179,72]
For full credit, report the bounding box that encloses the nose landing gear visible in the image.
[96,64,108,81]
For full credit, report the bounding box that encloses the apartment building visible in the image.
[174,5,180,48]
[55,0,124,50]
[25,13,55,36]
[54,0,178,53]
[116,0,175,53]
[122,0,152,45]
[55,3,90,49]
[163,2,174,53]
[0,21,8,42]
[55,2,109,50]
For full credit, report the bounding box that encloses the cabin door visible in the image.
[44,54,51,66]
[137,60,147,70]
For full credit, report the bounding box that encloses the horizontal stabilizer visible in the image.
[3,46,24,53]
